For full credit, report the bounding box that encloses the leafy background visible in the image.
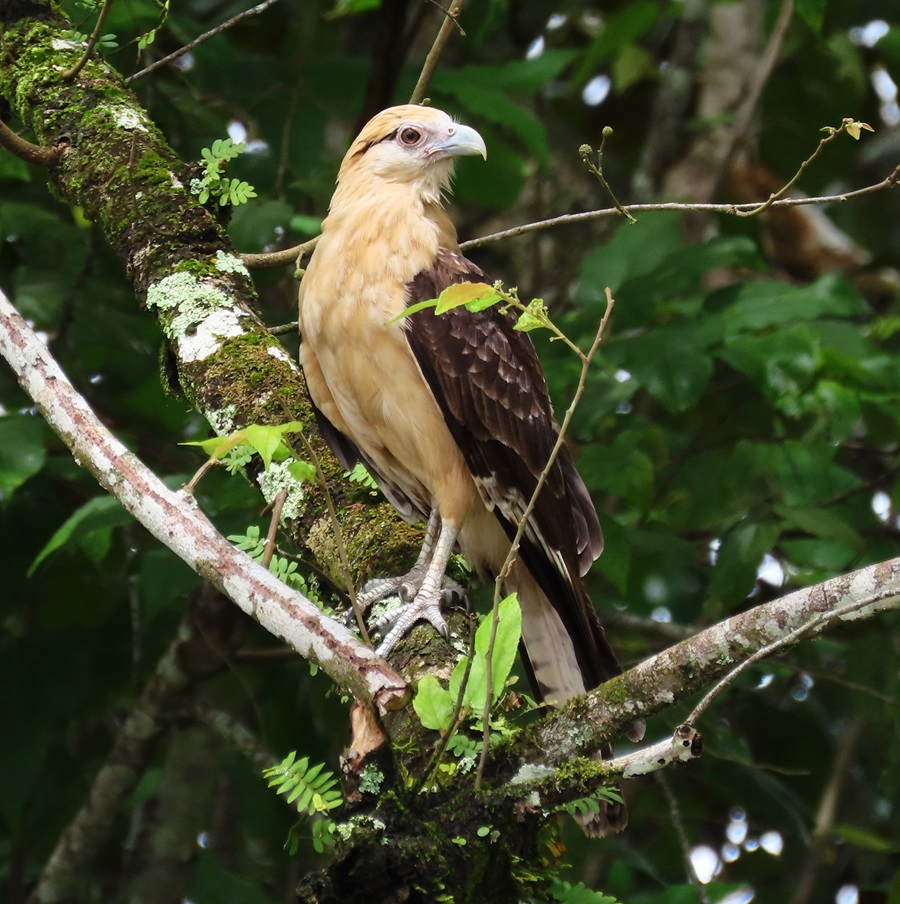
[1,0,899,901]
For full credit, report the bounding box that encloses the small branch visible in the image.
[514,559,900,770]
[789,717,865,904]
[126,0,282,84]
[61,0,115,80]
[580,130,637,223]
[0,118,63,167]
[261,489,287,569]
[409,0,466,105]
[268,320,300,336]
[686,594,882,724]
[724,0,795,171]
[239,169,900,270]
[240,237,317,270]
[615,723,703,778]
[0,286,403,713]
[460,167,900,250]
[736,117,865,217]
[193,700,277,771]
[474,289,616,789]
[183,456,219,494]
[504,724,702,814]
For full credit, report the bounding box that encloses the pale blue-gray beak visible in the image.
[429,123,487,160]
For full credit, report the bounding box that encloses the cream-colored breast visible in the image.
[298,196,479,522]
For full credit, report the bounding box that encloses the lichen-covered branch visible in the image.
[0,286,409,713]
[0,0,422,589]
[509,557,900,771]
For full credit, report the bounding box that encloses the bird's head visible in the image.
[335,105,487,204]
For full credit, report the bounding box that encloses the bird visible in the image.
[298,105,634,831]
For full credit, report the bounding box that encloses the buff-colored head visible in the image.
[334,105,487,204]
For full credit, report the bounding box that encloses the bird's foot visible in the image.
[356,563,431,611]
[370,580,467,657]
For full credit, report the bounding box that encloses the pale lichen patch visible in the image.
[146,272,233,340]
[207,404,238,436]
[109,106,148,132]
[214,251,250,278]
[267,345,297,368]
[257,460,306,520]
[509,763,554,786]
[177,309,245,363]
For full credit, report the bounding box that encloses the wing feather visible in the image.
[404,249,618,687]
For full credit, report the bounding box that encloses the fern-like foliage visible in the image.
[263,751,343,817]
[191,138,257,207]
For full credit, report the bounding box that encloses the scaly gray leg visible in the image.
[374,516,460,656]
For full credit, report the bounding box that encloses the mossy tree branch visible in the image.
[0,1,422,590]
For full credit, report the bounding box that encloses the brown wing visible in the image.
[404,249,620,688]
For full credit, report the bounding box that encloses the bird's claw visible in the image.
[373,585,462,657]
[357,566,430,610]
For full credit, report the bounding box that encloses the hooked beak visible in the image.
[428,123,487,160]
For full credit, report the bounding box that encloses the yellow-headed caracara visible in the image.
[298,106,632,829]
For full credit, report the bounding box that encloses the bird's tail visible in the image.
[504,562,629,836]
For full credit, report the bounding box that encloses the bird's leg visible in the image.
[357,509,443,608]
[374,516,460,657]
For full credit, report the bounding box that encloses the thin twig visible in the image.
[724,0,795,173]
[474,289,616,790]
[236,169,900,270]
[656,773,712,904]
[409,0,466,105]
[460,166,900,250]
[183,457,219,495]
[736,118,865,217]
[62,0,115,80]
[241,237,317,270]
[125,0,282,84]
[687,592,895,724]
[268,320,299,336]
[790,717,865,904]
[580,129,636,224]
[261,489,287,569]
[0,119,63,167]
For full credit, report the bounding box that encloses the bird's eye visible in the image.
[399,127,422,146]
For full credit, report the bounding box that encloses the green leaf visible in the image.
[388,297,439,323]
[549,877,621,903]
[185,422,303,470]
[287,460,317,483]
[458,594,523,715]
[434,282,499,314]
[243,423,300,469]
[608,329,714,413]
[413,674,454,731]
[720,276,866,336]
[775,505,864,551]
[514,300,550,332]
[0,414,46,502]
[29,495,132,575]
[572,1,659,86]
[433,50,577,96]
